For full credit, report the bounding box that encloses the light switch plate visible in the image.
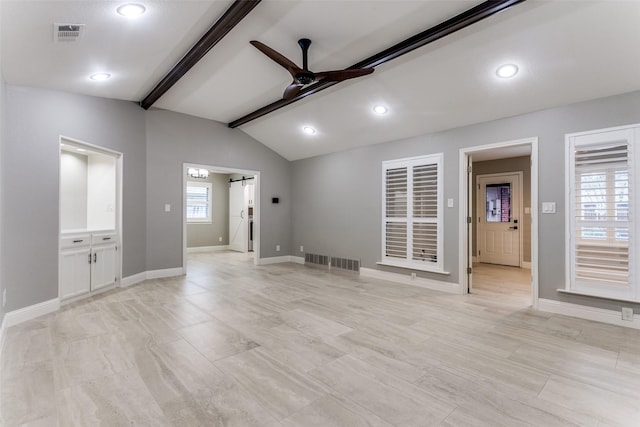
[542,202,556,214]
[447,198,454,208]
[164,204,171,212]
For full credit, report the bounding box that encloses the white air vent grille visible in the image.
[54,24,85,43]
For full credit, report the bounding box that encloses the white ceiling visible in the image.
[2,1,640,161]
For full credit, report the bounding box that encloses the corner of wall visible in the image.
[0,47,6,328]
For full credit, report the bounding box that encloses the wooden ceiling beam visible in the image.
[140,0,261,110]
[229,0,526,128]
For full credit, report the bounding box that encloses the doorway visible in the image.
[459,138,539,308]
[228,177,255,253]
[477,172,523,267]
[182,163,260,274]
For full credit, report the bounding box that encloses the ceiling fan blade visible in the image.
[283,82,304,100]
[315,68,374,82]
[250,40,303,76]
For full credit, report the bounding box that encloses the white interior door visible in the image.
[477,173,521,267]
[229,181,246,252]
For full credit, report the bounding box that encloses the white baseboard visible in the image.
[0,314,7,353]
[3,298,60,330]
[258,255,296,265]
[146,267,185,280]
[186,245,229,253]
[538,298,640,330]
[360,267,460,294]
[522,261,532,269]
[258,255,304,265]
[121,271,147,288]
[121,267,185,288]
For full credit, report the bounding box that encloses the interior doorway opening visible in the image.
[459,138,539,308]
[182,163,260,274]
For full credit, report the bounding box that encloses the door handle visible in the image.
[509,226,518,230]
[94,253,97,263]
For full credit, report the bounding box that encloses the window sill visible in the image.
[557,289,640,304]
[376,261,450,275]
[187,221,212,225]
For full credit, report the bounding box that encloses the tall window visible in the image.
[382,153,443,272]
[186,181,212,223]
[567,124,639,300]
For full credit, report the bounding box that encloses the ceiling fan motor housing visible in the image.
[295,72,316,85]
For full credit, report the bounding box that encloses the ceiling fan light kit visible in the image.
[250,38,374,100]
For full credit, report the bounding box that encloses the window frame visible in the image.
[186,181,213,224]
[380,153,444,273]
[565,124,640,301]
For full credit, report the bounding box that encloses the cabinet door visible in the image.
[60,247,91,299]
[91,244,117,291]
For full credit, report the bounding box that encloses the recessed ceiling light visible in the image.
[117,3,146,17]
[302,126,316,135]
[89,72,111,81]
[496,64,518,79]
[373,105,388,115]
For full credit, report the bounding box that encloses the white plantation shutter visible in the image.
[567,125,640,300]
[186,182,212,223]
[382,154,443,272]
[385,167,407,259]
[412,164,438,263]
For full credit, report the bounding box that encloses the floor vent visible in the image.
[305,253,329,267]
[331,257,360,273]
[54,24,85,43]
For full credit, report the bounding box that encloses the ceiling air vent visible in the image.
[53,23,85,43]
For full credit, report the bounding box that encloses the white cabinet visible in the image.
[91,243,117,291]
[60,245,91,299]
[59,231,118,300]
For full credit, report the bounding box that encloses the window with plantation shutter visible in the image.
[382,154,443,272]
[186,181,212,223]
[567,124,640,301]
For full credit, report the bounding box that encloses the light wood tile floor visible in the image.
[2,252,640,426]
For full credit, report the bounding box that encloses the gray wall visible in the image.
[472,156,531,263]
[2,85,147,312]
[145,109,291,270]
[0,53,5,325]
[291,90,640,313]
[2,81,639,318]
[186,173,229,248]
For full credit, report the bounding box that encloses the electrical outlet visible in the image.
[218,237,222,242]
[300,245,304,252]
[276,245,280,252]
[411,273,417,280]
[2,288,6,308]
[622,307,633,321]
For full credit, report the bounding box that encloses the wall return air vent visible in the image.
[54,23,85,43]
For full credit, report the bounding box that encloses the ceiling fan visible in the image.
[250,38,375,100]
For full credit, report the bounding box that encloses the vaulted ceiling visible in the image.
[2,1,639,160]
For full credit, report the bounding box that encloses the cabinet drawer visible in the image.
[60,234,91,249]
[92,232,117,245]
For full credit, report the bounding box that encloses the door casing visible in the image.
[458,137,539,308]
